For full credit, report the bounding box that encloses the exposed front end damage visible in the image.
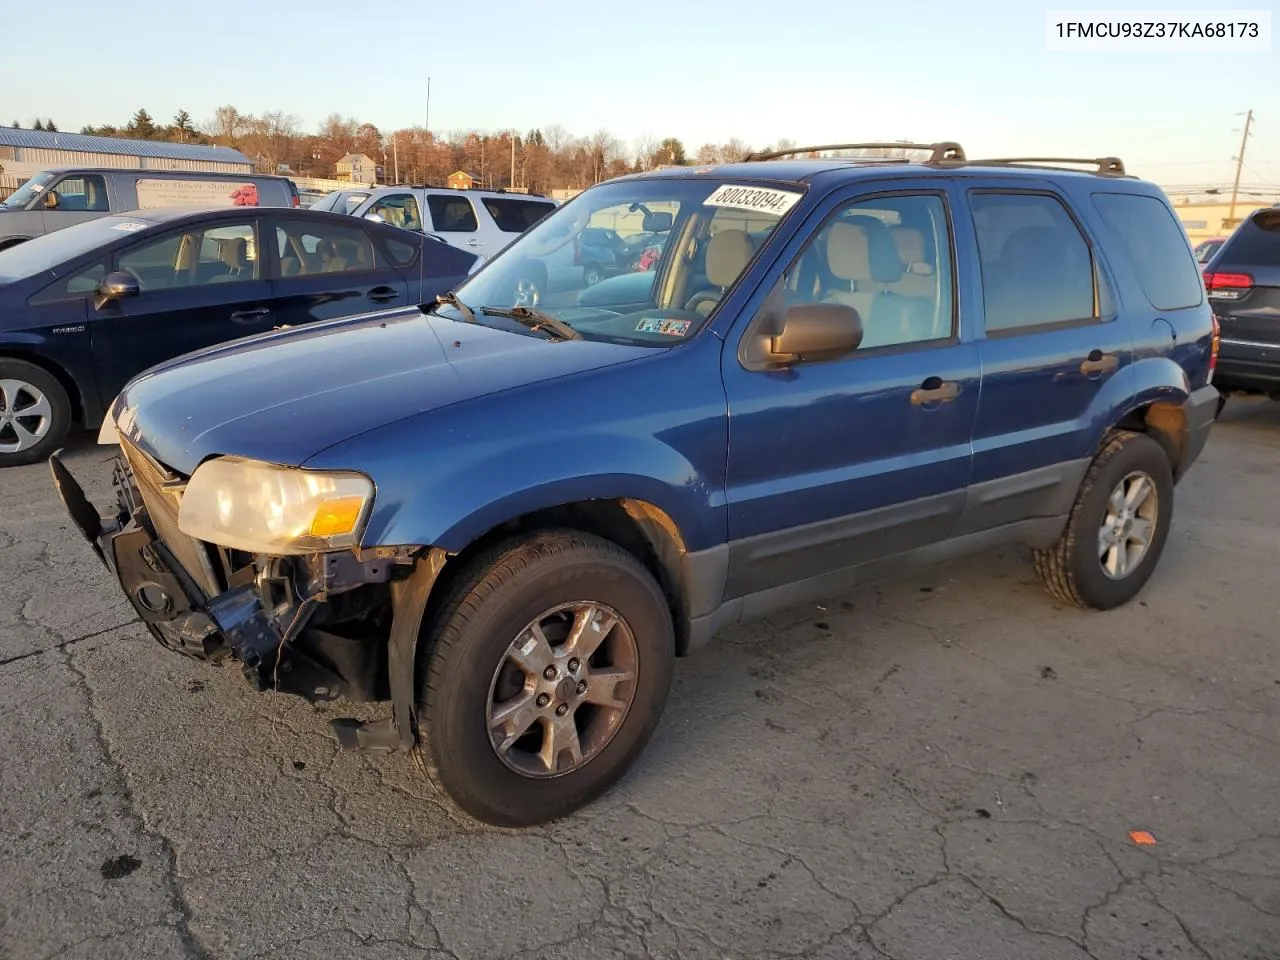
[50,440,444,752]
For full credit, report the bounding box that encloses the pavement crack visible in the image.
[63,645,212,960]
[0,618,141,667]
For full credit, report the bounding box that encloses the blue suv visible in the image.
[51,142,1220,827]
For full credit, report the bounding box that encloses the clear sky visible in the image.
[3,0,1277,195]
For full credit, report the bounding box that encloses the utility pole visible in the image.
[1229,108,1253,224]
[393,134,400,184]
[510,133,516,189]
[425,77,431,135]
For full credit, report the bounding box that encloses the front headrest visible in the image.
[221,238,247,269]
[826,216,904,285]
[706,229,754,287]
[824,221,871,283]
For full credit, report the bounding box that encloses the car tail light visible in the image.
[1208,314,1220,384]
[1203,270,1253,300]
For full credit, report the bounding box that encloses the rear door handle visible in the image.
[911,377,960,405]
[229,307,270,323]
[1080,350,1119,375]
[367,285,400,302]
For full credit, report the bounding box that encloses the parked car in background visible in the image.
[308,188,377,216]
[53,143,1217,828]
[0,169,297,249]
[350,186,556,262]
[1193,236,1229,263]
[0,206,477,465]
[298,189,329,208]
[1202,206,1280,410]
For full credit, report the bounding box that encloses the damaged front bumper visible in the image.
[49,448,434,751]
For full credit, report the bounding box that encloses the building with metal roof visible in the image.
[0,128,253,198]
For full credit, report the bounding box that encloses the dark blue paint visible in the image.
[103,161,1216,601]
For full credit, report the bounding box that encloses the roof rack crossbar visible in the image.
[970,156,1127,176]
[745,141,966,163]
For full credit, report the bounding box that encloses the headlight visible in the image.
[177,456,374,555]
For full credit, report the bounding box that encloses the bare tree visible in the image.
[209,104,251,143]
[587,129,619,183]
[542,124,570,154]
[633,133,659,170]
[245,110,300,172]
[721,138,751,163]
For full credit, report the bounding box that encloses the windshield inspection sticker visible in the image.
[110,221,148,232]
[637,317,691,336]
[704,184,801,216]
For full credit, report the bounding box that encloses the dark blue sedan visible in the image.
[0,206,478,465]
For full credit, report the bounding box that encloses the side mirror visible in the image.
[765,303,863,362]
[642,211,673,233]
[94,272,140,310]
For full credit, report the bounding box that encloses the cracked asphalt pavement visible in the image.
[3,400,1279,960]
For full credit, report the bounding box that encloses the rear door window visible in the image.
[426,195,479,233]
[1091,193,1203,311]
[275,219,377,276]
[969,192,1099,332]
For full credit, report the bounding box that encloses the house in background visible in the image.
[446,170,479,190]
[336,153,378,185]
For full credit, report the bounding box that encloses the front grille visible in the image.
[119,439,222,597]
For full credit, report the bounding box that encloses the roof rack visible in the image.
[745,141,966,163]
[968,156,1127,176]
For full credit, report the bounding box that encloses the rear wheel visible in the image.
[582,264,603,286]
[1033,431,1173,610]
[0,359,72,468]
[415,530,675,827]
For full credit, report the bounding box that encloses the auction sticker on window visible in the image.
[704,184,802,216]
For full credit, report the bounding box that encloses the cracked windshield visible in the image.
[437,179,801,344]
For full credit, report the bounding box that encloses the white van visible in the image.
[351,187,557,261]
[0,167,297,249]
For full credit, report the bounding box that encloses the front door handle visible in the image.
[911,377,960,406]
[229,307,271,323]
[1080,350,1119,376]
[367,286,400,302]
[465,238,482,247]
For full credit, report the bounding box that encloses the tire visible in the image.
[416,530,675,827]
[1033,431,1174,611]
[0,358,73,468]
[582,265,603,286]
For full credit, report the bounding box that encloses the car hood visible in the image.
[111,307,655,474]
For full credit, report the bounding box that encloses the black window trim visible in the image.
[739,187,962,371]
[966,187,1115,339]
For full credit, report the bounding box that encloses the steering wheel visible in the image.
[684,290,721,316]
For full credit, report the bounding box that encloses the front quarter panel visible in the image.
[303,337,730,554]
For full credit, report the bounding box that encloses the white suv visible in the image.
[351,187,557,261]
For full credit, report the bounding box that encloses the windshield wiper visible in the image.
[480,304,583,341]
[433,290,478,324]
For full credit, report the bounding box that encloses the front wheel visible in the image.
[1033,431,1174,610]
[416,530,675,827]
[0,358,72,467]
